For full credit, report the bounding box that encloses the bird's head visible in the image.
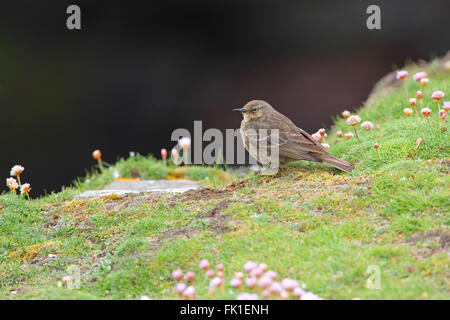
[233,100,273,122]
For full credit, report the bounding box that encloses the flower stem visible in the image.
[403,79,409,98]
[182,147,189,165]
[98,159,104,173]
[354,127,363,147]
[437,101,442,129]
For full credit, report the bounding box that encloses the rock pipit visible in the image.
[233,100,355,172]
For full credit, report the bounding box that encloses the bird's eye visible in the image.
[252,107,258,113]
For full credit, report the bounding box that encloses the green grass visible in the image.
[0,60,449,300]
[77,153,235,192]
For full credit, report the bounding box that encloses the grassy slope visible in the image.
[0,60,449,300]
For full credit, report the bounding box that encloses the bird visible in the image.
[233,100,355,172]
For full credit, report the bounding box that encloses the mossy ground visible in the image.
[0,60,449,300]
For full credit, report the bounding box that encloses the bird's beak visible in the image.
[233,108,247,113]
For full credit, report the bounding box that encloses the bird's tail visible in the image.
[320,154,355,173]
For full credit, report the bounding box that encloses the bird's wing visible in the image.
[278,128,327,160]
[262,111,327,160]
[242,110,327,163]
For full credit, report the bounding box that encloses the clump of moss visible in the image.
[68,153,237,192]
[116,154,168,180]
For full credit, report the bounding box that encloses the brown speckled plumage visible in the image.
[234,100,355,172]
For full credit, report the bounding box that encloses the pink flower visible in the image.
[261,290,271,298]
[183,286,195,299]
[440,109,447,120]
[344,132,353,139]
[6,178,19,192]
[421,107,431,117]
[312,132,321,141]
[420,78,429,86]
[396,70,408,80]
[230,278,242,288]
[243,261,258,272]
[161,148,167,160]
[281,278,298,291]
[245,277,258,288]
[92,150,102,161]
[416,91,423,100]
[264,271,278,279]
[217,271,224,278]
[403,108,413,117]
[346,115,361,126]
[341,110,351,119]
[10,165,24,177]
[349,116,363,146]
[209,277,223,288]
[409,98,417,107]
[321,143,330,151]
[216,263,224,271]
[269,282,283,294]
[250,267,264,278]
[172,268,183,281]
[413,71,427,81]
[415,138,423,151]
[171,148,179,162]
[139,295,152,300]
[294,287,307,298]
[178,137,191,149]
[375,124,380,130]
[361,121,374,131]
[236,293,259,300]
[300,292,323,300]
[337,131,343,138]
[318,128,326,136]
[20,183,31,196]
[199,259,210,270]
[206,270,215,278]
[176,283,187,295]
[235,272,244,280]
[259,263,268,272]
[258,276,273,288]
[443,101,450,112]
[185,271,195,282]
[432,90,445,101]
[373,143,379,149]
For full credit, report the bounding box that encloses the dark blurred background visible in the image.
[0,0,449,195]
